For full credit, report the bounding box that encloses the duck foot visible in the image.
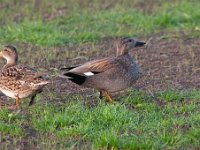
[100,90,113,103]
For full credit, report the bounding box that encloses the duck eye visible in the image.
[128,39,133,42]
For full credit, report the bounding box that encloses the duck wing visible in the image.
[0,65,49,90]
[60,57,120,85]
[61,57,118,76]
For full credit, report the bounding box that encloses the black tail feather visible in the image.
[63,72,86,85]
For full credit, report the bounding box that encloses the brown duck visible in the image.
[0,45,49,108]
[61,37,145,102]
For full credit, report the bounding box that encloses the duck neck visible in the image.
[3,57,18,69]
[117,45,129,56]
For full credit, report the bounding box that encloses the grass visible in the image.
[0,0,200,46]
[0,0,200,149]
[0,90,200,149]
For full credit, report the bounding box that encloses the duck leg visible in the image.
[99,90,103,99]
[15,96,20,108]
[103,90,113,102]
[29,94,36,106]
[29,89,42,106]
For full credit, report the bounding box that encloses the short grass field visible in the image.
[0,0,200,149]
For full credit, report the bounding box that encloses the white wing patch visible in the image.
[84,72,95,76]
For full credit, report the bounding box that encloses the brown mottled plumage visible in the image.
[60,38,145,102]
[0,45,49,108]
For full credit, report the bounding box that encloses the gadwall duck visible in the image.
[61,37,145,102]
[0,45,49,108]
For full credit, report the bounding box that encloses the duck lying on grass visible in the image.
[0,45,49,109]
[60,37,145,102]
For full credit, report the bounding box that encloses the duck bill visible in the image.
[0,51,3,57]
[135,41,146,47]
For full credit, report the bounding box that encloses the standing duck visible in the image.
[0,45,49,108]
[61,37,145,102]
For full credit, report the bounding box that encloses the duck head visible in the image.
[117,37,145,56]
[0,45,18,69]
